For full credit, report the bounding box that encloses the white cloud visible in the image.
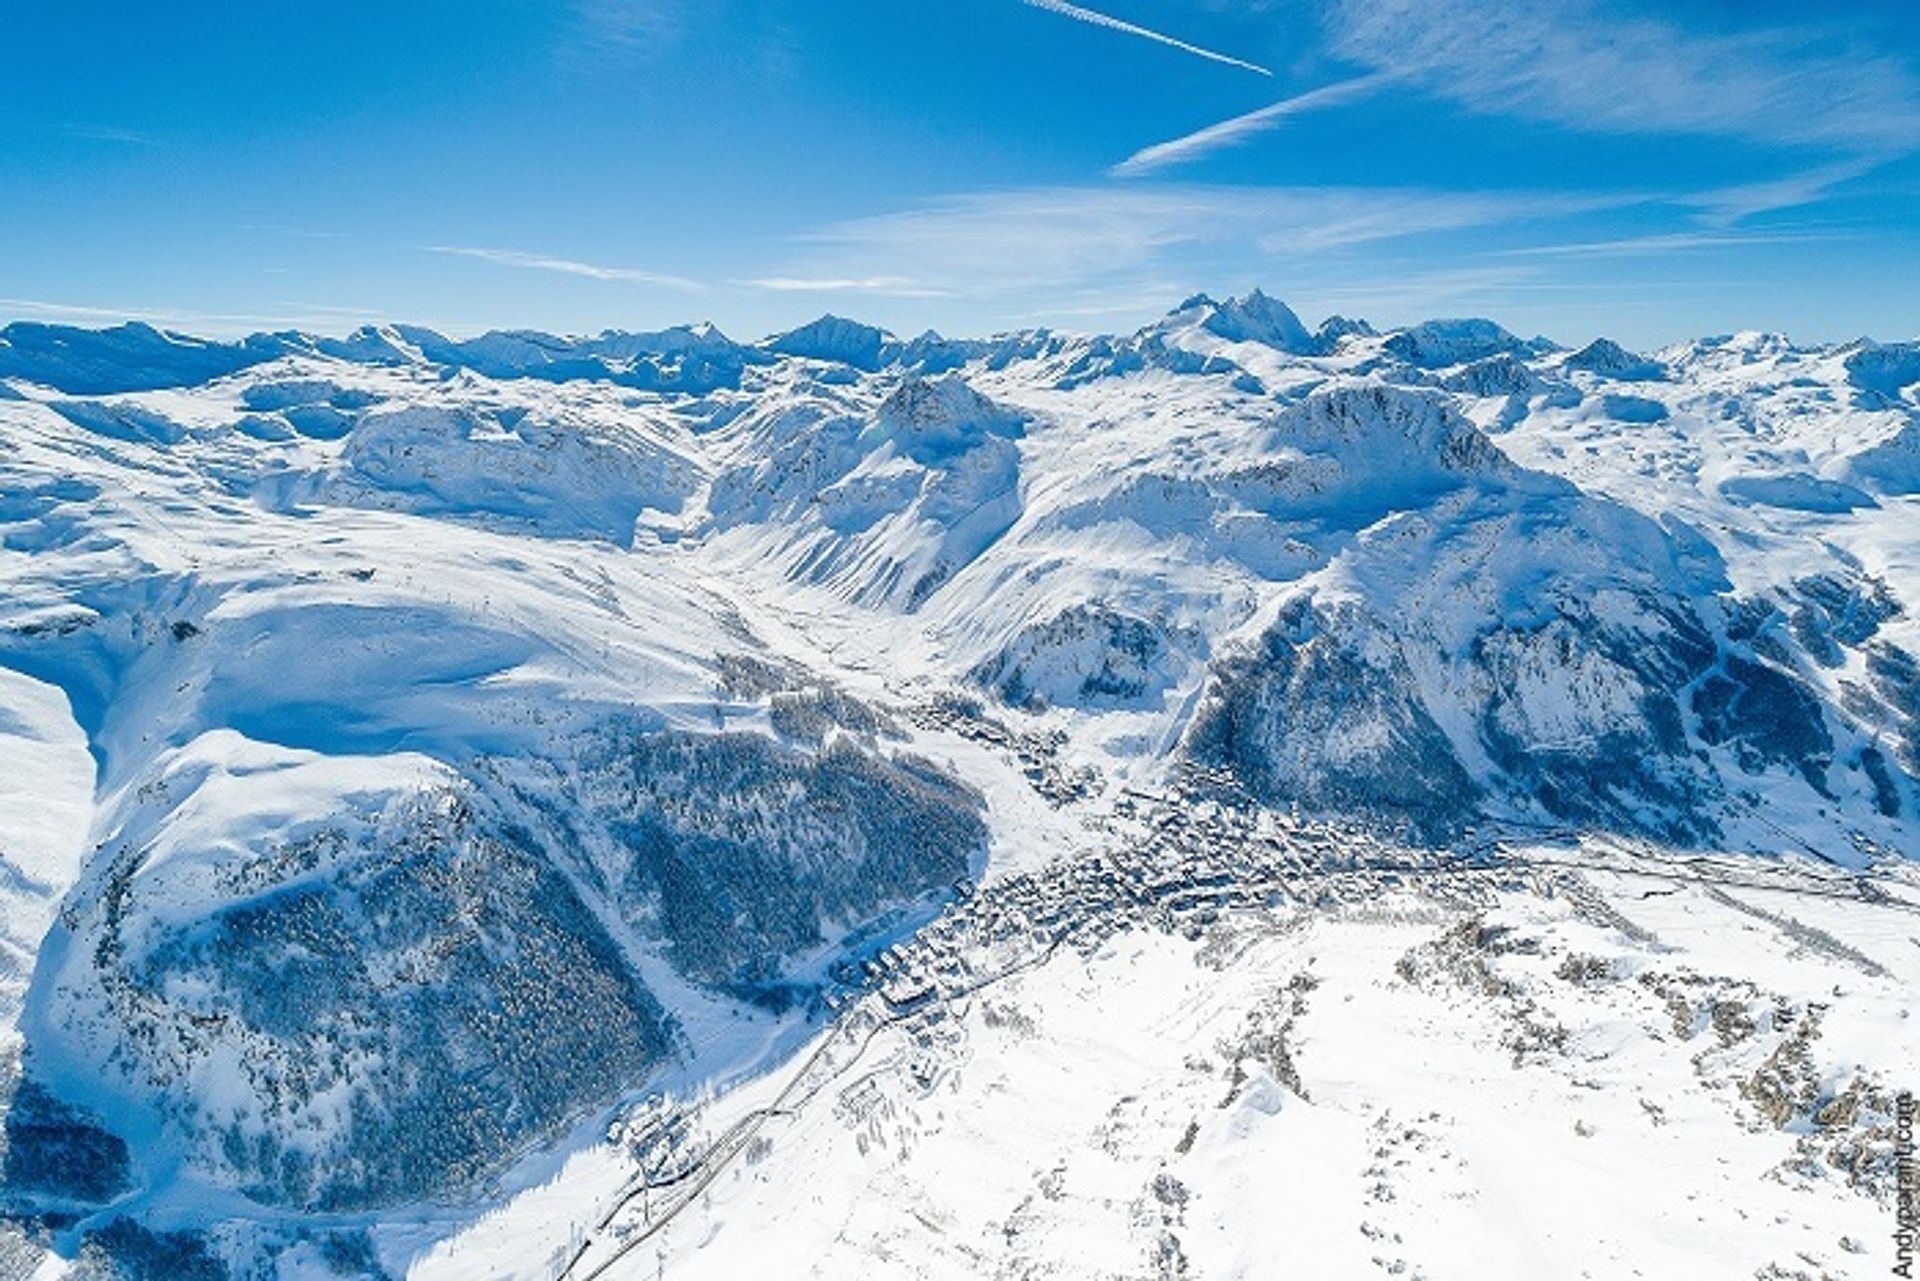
[1021,0,1270,76]
[430,246,706,292]
[1111,73,1390,177]
[59,124,158,147]
[1498,229,1851,260]
[241,224,351,241]
[740,275,951,296]
[0,297,396,336]
[1289,264,1542,318]
[1327,0,1920,155]
[780,185,1629,296]
[1101,6,1917,205]
[568,0,689,55]
[1682,159,1883,226]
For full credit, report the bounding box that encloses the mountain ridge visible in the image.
[0,292,1798,397]
[0,290,1916,1275]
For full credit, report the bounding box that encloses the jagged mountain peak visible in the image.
[1381,316,1529,369]
[763,313,898,370]
[316,323,430,366]
[1275,381,1515,480]
[1314,313,1376,347]
[871,373,1024,461]
[1158,288,1316,353]
[1563,336,1665,380]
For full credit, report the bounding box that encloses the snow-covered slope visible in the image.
[0,296,1915,1277]
[498,837,1918,1281]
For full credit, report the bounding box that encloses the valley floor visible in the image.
[417,804,1920,1281]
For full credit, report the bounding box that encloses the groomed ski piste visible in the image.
[0,294,1916,1277]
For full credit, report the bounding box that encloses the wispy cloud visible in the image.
[1326,0,1920,156]
[568,0,689,56]
[1683,159,1883,226]
[430,245,705,292]
[778,185,1630,298]
[1292,265,1543,319]
[1102,6,1919,204]
[740,275,952,296]
[0,297,395,336]
[1290,264,1781,342]
[58,123,158,147]
[1021,0,1271,76]
[0,297,182,325]
[242,223,351,241]
[1499,229,1852,260]
[1111,73,1389,176]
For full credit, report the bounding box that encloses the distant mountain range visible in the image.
[0,293,1915,1275]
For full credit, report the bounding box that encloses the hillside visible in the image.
[0,297,1915,1277]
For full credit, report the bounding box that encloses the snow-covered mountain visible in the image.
[0,297,1916,1277]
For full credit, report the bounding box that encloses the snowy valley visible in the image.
[0,293,1916,1278]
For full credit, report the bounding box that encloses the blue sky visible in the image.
[4,0,1919,347]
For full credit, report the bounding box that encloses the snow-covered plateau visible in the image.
[0,292,1916,1278]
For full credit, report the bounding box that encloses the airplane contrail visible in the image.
[1022,0,1272,77]
[1111,74,1389,176]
